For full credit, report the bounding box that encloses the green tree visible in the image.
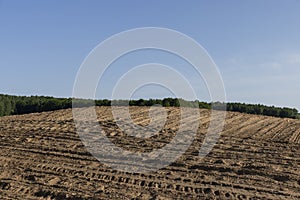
[0,100,4,116]
[162,98,170,107]
[3,98,12,116]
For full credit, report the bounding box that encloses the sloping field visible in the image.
[0,106,300,199]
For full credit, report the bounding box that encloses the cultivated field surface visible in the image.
[0,106,300,199]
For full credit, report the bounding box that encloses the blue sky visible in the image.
[0,0,300,110]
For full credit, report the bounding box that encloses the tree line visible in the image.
[0,94,299,119]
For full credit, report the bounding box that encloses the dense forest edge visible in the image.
[0,94,299,119]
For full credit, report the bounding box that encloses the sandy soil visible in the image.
[0,106,299,199]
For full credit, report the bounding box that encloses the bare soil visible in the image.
[0,106,299,199]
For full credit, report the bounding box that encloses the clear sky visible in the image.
[0,0,299,110]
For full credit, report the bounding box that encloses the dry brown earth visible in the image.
[0,106,299,199]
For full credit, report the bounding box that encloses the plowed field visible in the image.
[0,106,299,199]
